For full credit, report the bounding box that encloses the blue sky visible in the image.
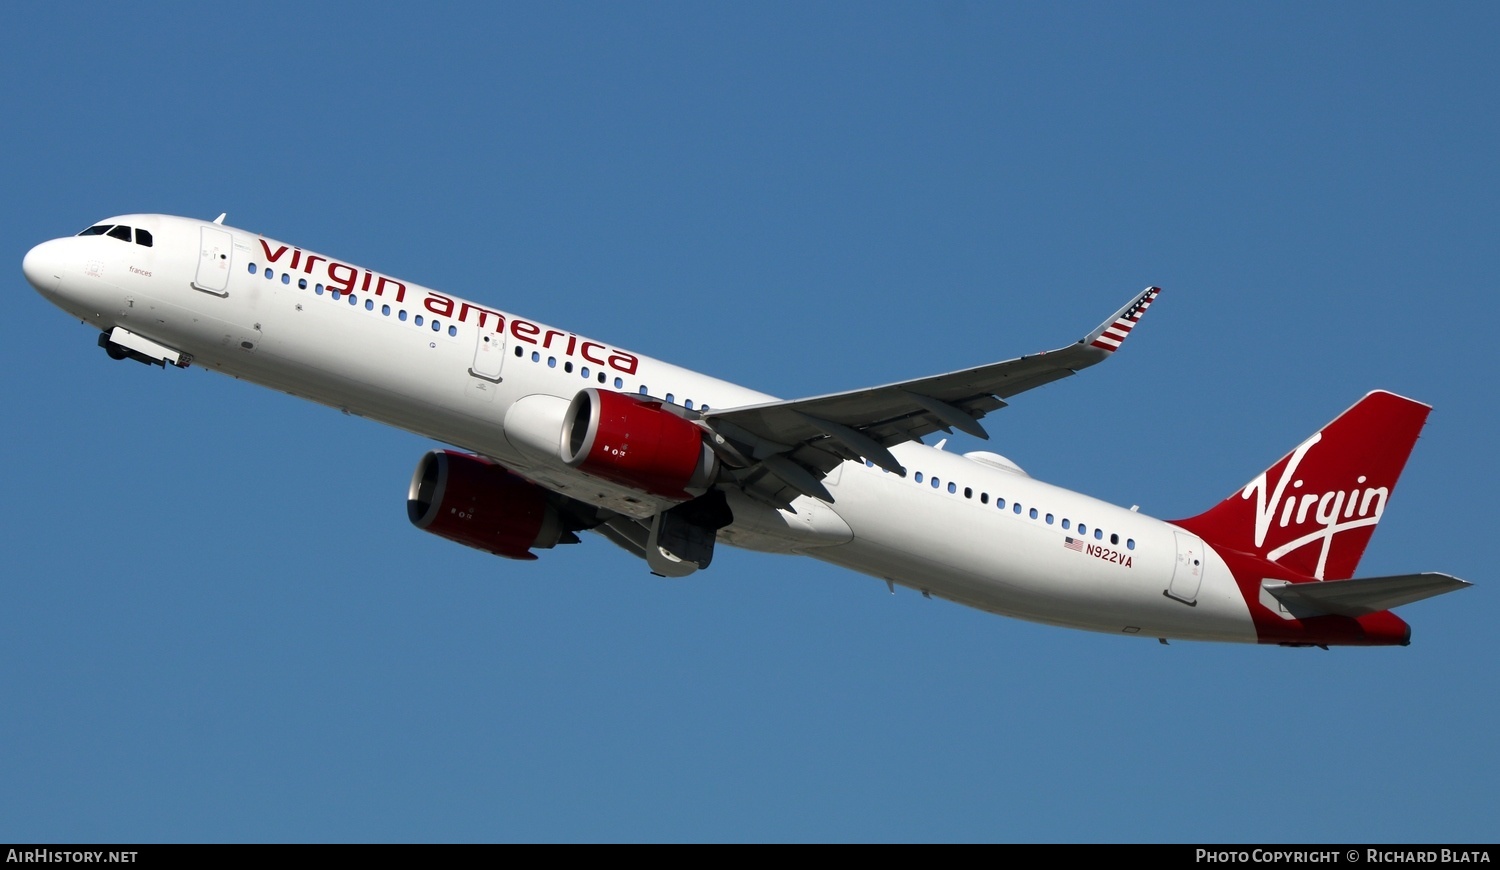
[2,3,1494,843]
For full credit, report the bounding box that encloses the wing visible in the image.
[701,287,1160,506]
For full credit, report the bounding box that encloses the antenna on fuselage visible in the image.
[213,213,227,225]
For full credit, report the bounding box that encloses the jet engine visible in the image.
[560,388,718,500]
[407,450,568,560]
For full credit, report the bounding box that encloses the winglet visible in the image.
[1083,286,1159,353]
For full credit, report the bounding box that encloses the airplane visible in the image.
[21,213,1471,647]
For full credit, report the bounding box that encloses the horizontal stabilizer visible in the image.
[1266,572,1471,617]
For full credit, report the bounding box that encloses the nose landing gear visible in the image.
[97,328,191,368]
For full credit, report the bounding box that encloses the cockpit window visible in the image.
[78,224,149,244]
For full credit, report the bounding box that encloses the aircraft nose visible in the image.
[22,239,66,294]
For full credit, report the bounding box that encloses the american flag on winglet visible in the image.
[1064,537,1084,552]
[1089,286,1160,352]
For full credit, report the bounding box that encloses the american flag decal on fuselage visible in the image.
[1064,537,1084,552]
[1089,286,1159,353]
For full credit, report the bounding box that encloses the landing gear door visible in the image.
[192,226,233,297]
[1166,530,1205,605]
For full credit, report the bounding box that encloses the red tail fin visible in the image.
[1172,391,1430,581]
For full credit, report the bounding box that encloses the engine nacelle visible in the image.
[560,388,718,500]
[407,450,564,560]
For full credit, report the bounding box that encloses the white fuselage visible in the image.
[24,214,1257,642]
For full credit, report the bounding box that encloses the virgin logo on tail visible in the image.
[1242,430,1388,580]
[1174,391,1429,582]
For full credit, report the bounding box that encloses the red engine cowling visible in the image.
[560,388,718,499]
[407,450,564,560]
